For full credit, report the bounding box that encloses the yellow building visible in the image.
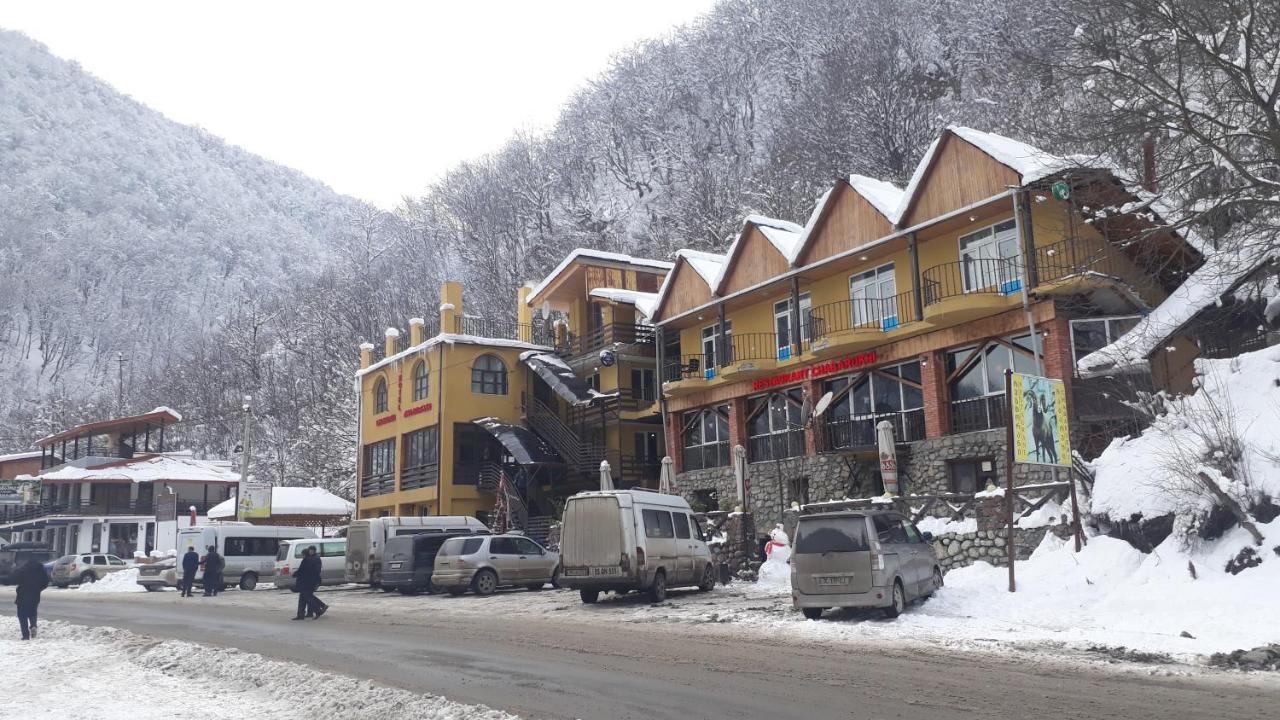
[355,250,670,532]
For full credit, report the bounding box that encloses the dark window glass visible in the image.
[374,378,388,413]
[902,520,923,544]
[673,514,691,539]
[795,517,868,554]
[403,426,439,468]
[490,538,518,554]
[471,354,508,395]
[461,538,484,555]
[364,439,396,477]
[412,361,430,401]
[686,514,706,542]
[642,509,674,538]
[515,538,542,555]
[872,514,907,544]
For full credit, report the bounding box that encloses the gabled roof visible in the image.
[526,248,672,308]
[587,288,661,320]
[650,249,726,322]
[39,454,240,485]
[792,176,904,265]
[710,215,802,294]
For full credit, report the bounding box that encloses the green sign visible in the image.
[1051,180,1071,201]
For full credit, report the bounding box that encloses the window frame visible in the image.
[958,218,1020,293]
[363,438,396,479]
[1069,315,1142,368]
[700,320,733,366]
[373,376,389,414]
[681,405,730,470]
[642,509,675,539]
[412,360,430,402]
[471,353,508,395]
[773,292,812,353]
[849,262,898,327]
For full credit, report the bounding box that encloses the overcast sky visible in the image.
[0,0,716,207]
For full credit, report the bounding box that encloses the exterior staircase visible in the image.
[523,396,607,474]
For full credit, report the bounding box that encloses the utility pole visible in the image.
[115,352,127,415]
[237,396,253,522]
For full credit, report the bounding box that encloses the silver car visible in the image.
[791,510,943,620]
[433,534,560,596]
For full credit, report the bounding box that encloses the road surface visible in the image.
[19,589,1279,720]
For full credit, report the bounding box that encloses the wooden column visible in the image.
[908,232,923,320]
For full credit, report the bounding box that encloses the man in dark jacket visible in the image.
[202,545,224,597]
[292,546,327,620]
[180,546,200,597]
[14,558,49,640]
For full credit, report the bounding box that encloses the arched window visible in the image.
[471,354,507,395]
[373,377,389,414]
[412,360,430,401]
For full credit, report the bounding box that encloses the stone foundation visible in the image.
[701,511,759,581]
[933,525,1053,571]
[901,429,1060,496]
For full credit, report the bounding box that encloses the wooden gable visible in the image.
[719,226,790,295]
[653,260,713,322]
[795,183,896,267]
[901,133,1021,228]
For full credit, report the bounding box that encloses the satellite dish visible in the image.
[812,391,834,418]
[599,348,616,367]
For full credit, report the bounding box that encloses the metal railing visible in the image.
[1,499,225,524]
[399,464,439,491]
[565,323,655,356]
[453,316,554,345]
[949,394,1007,434]
[823,408,925,451]
[725,332,781,364]
[806,290,920,345]
[523,396,605,472]
[682,442,730,472]
[663,353,714,382]
[620,455,662,482]
[748,429,806,463]
[922,257,1023,306]
[360,473,396,497]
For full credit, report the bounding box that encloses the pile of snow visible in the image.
[208,486,354,519]
[77,568,145,593]
[754,525,792,594]
[0,621,520,719]
[1091,344,1280,520]
[915,516,977,536]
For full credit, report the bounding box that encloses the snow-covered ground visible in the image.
[0,620,518,720]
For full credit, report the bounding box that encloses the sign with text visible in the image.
[154,489,177,524]
[751,351,878,391]
[1010,373,1071,467]
[238,482,273,519]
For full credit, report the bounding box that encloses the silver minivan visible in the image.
[791,510,942,620]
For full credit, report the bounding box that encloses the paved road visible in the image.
[20,590,1279,720]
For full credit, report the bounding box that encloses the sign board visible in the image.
[876,420,899,494]
[154,489,178,524]
[751,351,878,391]
[238,482,273,519]
[1010,373,1071,467]
[1050,180,1071,201]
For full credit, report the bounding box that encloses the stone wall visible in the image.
[901,429,1059,497]
[702,511,759,581]
[933,526,1051,571]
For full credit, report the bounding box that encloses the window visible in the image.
[514,537,543,555]
[747,388,804,461]
[586,374,600,392]
[788,476,810,506]
[363,439,396,478]
[412,360,430,401]
[700,321,732,367]
[849,263,898,328]
[949,457,997,494]
[108,556,125,566]
[795,517,868,554]
[902,521,924,543]
[403,426,439,469]
[686,514,706,542]
[471,354,508,395]
[872,515,907,544]
[631,368,656,402]
[959,219,1020,293]
[673,514,691,539]
[642,509,675,538]
[773,293,812,356]
[373,377,389,414]
[1070,316,1142,367]
[946,336,1038,401]
[490,537,518,554]
[682,405,730,470]
[92,555,106,565]
[224,537,282,557]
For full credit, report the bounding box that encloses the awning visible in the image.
[471,418,563,466]
[519,351,598,407]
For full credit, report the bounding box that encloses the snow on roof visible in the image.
[649,249,726,322]
[846,175,904,221]
[208,486,353,519]
[0,451,42,463]
[710,215,803,293]
[356,332,550,378]
[520,350,596,407]
[588,288,661,320]
[527,248,673,306]
[39,455,241,485]
[1078,244,1274,374]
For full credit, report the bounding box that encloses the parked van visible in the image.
[379,533,472,595]
[274,538,348,591]
[559,490,715,604]
[345,516,489,586]
[173,524,317,591]
[790,509,943,619]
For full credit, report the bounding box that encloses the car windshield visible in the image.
[276,545,291,561]
[795,517,869,554]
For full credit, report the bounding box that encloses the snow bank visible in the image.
[0,621,519,719]
[77,568,145,593]
[209,485,354,519]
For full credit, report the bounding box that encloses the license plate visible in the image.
[563,568,588,577]
[816,576,850,586]
[388,562,402,569]
[590,567,622,577]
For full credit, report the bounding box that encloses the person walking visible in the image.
[180,546,199,597]
[14,557,49,640]
[202,545,224,597]
[292,546,327,620]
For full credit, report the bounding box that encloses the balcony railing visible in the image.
[399,464,439,491]
[453,316,555,346]
[823,408,925,451]
[950,394,1007,434]
[663,353,714,382]
[748,429,806,463]
[565,322,655,356]
[682,442,730,472]
[360,473,396,498]
[620,455,662,482]
[725,332,781,364]
[922,257,1024,306]
[806,290,920,344]
[0,499,225,524]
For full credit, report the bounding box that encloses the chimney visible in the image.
[440,281,463,334]
[409,317,426,346]
[359,342,375,369]
[517,285,534,342]
[384,327,400,358]
[1141,136,1157,193]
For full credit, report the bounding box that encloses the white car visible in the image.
[274,538,348,590]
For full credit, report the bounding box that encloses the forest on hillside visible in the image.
[2,0,1274,497]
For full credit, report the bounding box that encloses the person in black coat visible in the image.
[14,558,49,640]
[202,545,225,597]
[180,546,200,597]
[292,546,327,620]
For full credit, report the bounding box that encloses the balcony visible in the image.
[0,499,225,524]
[562,322,655,358]
[806,290,921,359]
[822,409,925,451]
[620,455,662,484]
[719,332,783,380]
[949,394,1007,434]
[399,464,439,491]
[453,316,555,346]
[662,353,716,395]
[921,258,1024,324]
[360,472,396,498]
[1031,235,1163,304]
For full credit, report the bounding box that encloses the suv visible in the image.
[433,534,560,596]
[50,553,130,587]
[790,510,942,620]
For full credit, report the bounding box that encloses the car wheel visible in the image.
[648,570,667,603]
[397,586,418,596]
[883,580,906,619]
[550,567,561,589]
[802,607,824,620]
[579,589,600,604]
[472,569,498,596]
[446,587,466,597]
[525,582,545,591]
[239,572,258,591]
[697,563,716,592]
[79,572,96,585]
[144,585,159,592]
[929,567,944,596]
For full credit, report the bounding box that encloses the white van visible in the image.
[274,538,348,591]
[344,516,489,585]
[176,523,317,590]
[559,490,715,604]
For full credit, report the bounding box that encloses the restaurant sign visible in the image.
[751,351,878,391]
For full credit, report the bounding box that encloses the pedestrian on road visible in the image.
[180,546,199,597]
[202,545,224,597]
[14,558,49,640]
[292,545,327,620]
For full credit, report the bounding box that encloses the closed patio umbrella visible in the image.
[599,459,614,491]
[733,444,748,510]
[658,456,675,494]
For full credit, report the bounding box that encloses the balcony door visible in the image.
[849,263,897,329]
[959,219,1020,293]
[773,293,812,357]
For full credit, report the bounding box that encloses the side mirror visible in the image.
[921,531,934,543]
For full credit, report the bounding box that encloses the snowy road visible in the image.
[9,584,1278,720]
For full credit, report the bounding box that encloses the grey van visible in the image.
[381,533,470,595]
[790,510,943,620]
